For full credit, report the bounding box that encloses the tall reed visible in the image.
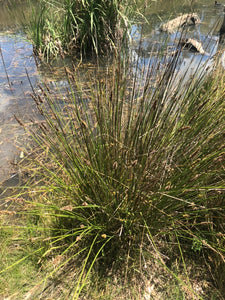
[25,0,133,60]
[3,45,225,298]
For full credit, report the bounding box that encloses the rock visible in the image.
[160,13,200,33]
[179,38,206,55]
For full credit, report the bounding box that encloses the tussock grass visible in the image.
[25,0,135,60]
[1,45,225,298]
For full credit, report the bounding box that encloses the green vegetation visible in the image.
[0,214,43,297]
[25,0,134,60]
[1,42,224,298]
[0,1,224,298]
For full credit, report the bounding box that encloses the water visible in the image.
[0,31,38,183]
[132,0,225,68]
[0,0,225,183]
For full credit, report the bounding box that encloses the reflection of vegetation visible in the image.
[26,0,133,60]
[1,45,224,298]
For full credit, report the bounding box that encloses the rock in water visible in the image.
[180,38,206,54]
[160,13,200,33]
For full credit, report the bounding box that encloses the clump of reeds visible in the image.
[3,44,225,298]
[25,0,132,60]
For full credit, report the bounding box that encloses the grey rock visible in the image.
[160,13,200,33]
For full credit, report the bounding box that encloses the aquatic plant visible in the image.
[25,1,64,60]
[25,0,133,60]
[63,0,123,55]
[1,43,225,298]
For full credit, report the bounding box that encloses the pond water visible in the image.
[0,0,225,184]
[0,30,37,183]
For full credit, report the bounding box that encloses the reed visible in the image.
[1,44,225,298]
[25,0,133,60]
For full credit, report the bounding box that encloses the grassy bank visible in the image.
[1,43,225,299]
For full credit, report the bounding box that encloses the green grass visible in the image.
[0,210,43,298]
[24,0,64,61]
[1,43,225,299]
[24,0,135,60]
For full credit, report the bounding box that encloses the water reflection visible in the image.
[130,0,225,98]
[0,32,38,183]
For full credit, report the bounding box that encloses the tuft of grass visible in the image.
[24,0,64,61]
[24,0,136,60]
[2,42,225,298]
